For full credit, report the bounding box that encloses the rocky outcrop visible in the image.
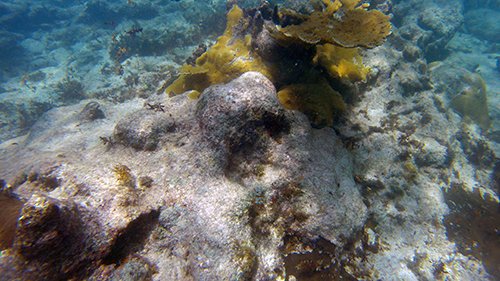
[0,72,368,280]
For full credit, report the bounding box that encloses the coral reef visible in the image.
[0,0,498,280]
[276,2,391,48]
[165,6,276,95]
[277,79,346,127]
[313,44,370,81]
[166,1,392,127]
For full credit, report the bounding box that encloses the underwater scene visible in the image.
[0,0,499,280]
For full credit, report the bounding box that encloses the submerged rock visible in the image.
[0,72,368,280]
[464,9,500,42]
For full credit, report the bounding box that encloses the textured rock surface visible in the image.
[0,1,498,280]
[0,72,368,280]
[464,8,500,42]
[394,0,464,61]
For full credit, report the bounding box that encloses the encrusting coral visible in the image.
[166,0,391,127]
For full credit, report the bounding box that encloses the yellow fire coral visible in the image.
[339,0,363,10]
[277,79,346,127]
[112,164,135,188]
[166,2,392,128]
[314,44,369,81]
[277,2,391,48]
[166,6,277,95]
[321,0,342,14]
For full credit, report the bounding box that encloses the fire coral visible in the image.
[166,0,392,127]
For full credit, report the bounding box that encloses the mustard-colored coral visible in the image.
[339,0,362,10]
[451,73,491,130]
[166,6,277,95]
[277,4,391,48]
[313,44,369,81]
[318,0,360,14]
[112,164,135,187]
[321,0,342,14]
[186,90,201,100]
[166,3,392,128]
[277,80,346,127]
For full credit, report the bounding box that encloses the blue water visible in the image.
[0,0,499,279]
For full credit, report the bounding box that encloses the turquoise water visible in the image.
[0,0,498,280]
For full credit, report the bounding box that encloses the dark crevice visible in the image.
[443,186,500,279]
[103,210,160,265]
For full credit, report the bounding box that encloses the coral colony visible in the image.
[167,0,391,127]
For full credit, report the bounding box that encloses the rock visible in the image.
[0,72,369,280]
[396,63,431,96]
[394,1,464,61]
[0,96,52,142]
[113,109,176,151]
[0,195,87,280]
[414,137,450,167]
[402,44,421,62]
[108,256,155,281]
[195,72,290,168]
[78,101,105,122]
[0,194,23,250]
[14,195,81,260]
[464,9,500,42]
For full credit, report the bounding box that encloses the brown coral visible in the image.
[277,8,391,48]
[165,6,278,95]
[277,79,346,127]
[313,44,370,81]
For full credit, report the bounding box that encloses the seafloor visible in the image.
[0,0,499,280]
